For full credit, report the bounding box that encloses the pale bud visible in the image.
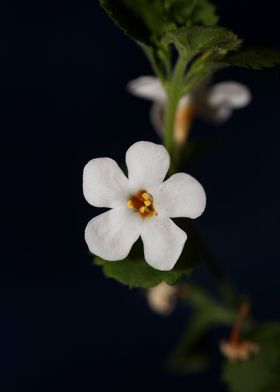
[146,282,178,316]
[220,340,259,361]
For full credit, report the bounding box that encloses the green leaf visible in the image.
[189,0,218,26]
[99,0,173,45]
[163,0,219,27]
[162,26,242,94]
[94,219,206,288]
[220,48,280,69]
[100,0,219,46]
[95,251,188,289]
[165,26,242,59]
[168,285,237,373]
[223,323,280,392]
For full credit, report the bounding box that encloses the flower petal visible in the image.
[83,158,129,208]
[85,207,141,261]
[154,173,206,219]
[141,216,187,271]
[127,76,166,102]
[126,141,170,191]
[207,81,252,109]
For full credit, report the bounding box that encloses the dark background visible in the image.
[3,1,280,391]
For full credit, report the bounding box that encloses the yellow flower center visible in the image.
[127,190,156,217]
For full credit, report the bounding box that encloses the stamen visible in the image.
[140,206,146,214]
[127,200,134,209]
[127,189,155,217]
[142,192,150,200]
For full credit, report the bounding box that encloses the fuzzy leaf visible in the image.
[221,48,280,69]
[94,219,206,288]
[163,26,242,93]
[99,0,173,44]
[99,0,218,46]
[95,252,190,289]
[163,0,219,27]
[223,323,280,392]
[165,26,242,59]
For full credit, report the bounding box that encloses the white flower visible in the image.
[147,282,178,315]
[127,76,252,142]
[83,141,206,271]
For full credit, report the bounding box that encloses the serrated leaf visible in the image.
[165,26,242,59]
[190,0,218,26]
[223,323,280,392]
[162,26,242,94]
[95,252,189,289]
[94,219,206,288]
[100,0,219,46]
[163,0,219,27]
[99,0,173,45]
[168,285,237,373]
[221,48,280,69]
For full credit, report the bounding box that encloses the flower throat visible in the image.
[127,190,155,217]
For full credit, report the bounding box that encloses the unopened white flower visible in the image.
[127,76,251,141]
[220,340,259,361]
[83,141,206,271]
[147,282,178,315]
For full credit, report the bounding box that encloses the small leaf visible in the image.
[100,0,219,46]
[165,26,242,59]
[99,0,173,45]
[94,219,205,288]
[221,48,280,69]
[223,323,280,392]
[190,0,219,26]
[95,252,188,289]
[163,26,242,92]
[163,0,219,27]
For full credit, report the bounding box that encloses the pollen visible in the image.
[142,193,150,200]
[127,200,134,209]
[127,190,156,217]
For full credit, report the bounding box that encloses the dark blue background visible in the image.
[2,1,280,391]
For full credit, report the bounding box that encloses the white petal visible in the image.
[154,173,206,219]
[85,207,141,261]
[141,216,187,271]
[126,141,170,191]
[150,102,165,137]
[207,81,252,109]
[83,158,129,208]
[127,76,167,102]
